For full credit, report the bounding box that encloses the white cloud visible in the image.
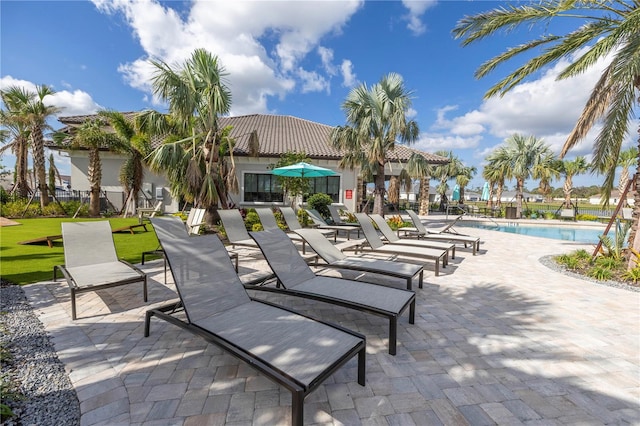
[0,75,101,117]
[317,46,336,76]
[340,59,357,87]
[93,0,363,114]
[401,0,437,35]
[431,50,628,158]
[413,133,482,151]
[297,68,330,94]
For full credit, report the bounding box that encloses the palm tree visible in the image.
[484,148,510,210]
[502,134,554,218]
[617,147,638,204]
[453,0,640,261]
[534,153,562,203]
[145,49,232,223]
[560,156,589,207]
[23,85,60,208]
[59,118,122,216]
[47,153,62,194]
[429,151,462,211]
[98,110,151,215]
[406,152,431,215]
[0,87,31,198]
[455,165,477,204]
[330,73,419,216]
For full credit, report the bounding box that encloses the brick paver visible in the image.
[23,217,640,425]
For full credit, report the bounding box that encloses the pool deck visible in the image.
[23,214,639,425]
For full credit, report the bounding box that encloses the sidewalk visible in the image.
[24,224,640,425]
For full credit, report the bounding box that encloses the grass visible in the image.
[0,217,162,285]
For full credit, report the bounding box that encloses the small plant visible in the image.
[576,213,598,221]
[244,210,261,231]
[587,265,613,281]
[622,267,640,284]
[594,256,622,270]
[386,215,410,231]
[307,193,333,219]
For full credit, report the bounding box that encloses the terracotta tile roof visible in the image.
[53,112,449,164]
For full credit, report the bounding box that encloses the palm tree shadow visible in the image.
[415,281,639,424]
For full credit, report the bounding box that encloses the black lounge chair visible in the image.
[249,228,416,355]
[400,209,481,255]
[305,208,361,240]
[293,227,424,290]
[53,221,147,320]
[354,213,449,276]
[279,206,337,241]
[146,217,366,426]
[369,214,456,260]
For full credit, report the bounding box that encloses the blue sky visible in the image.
[1,0,633,191]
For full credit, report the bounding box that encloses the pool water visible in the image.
[457,222,606,243]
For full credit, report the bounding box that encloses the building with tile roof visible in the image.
[49,113,448,214]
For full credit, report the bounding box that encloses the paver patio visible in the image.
[23,217,640,425]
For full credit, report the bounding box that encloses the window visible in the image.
[304,176,340,202]
[243,173,284,202]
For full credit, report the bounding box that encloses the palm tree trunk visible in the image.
[31,124,49,208]
[563,176,573,207]
[372,163,386,216]
[516,178,524,218]
[418,176,429,216]
[15,136,30,198]
[88,148,102,217]
[627,125,640,269]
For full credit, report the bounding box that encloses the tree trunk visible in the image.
[88,148,102,217]
[516,178,524,218]
[563,176,573,207]
[356,175,364,212]
[15,135,30,198]
[31,124,49,208]
[372,163,386,216]
[418,176,429,216]
[627,124,640,270]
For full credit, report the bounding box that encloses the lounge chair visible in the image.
[141,208,209,274]
[305,208,361,240]
[369,214,456,260]
[145,219,366,426]
[255,207,307,249]
[328,204,359,226]
[249,229,416,355]
[53,221,147,320]
[293,228,424,290]
[217,209,260,249]
[137,200,163,223]
[401,210,481,255]
[279,206,338,241]
[354,213,448,276]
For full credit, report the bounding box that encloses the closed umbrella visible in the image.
[272,162,337,178]
[451,184,460,201]
[481,182,490,201]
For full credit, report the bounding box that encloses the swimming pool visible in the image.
[457,222,606,243]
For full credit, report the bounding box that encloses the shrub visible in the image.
[622,267,640,284]
[42,203,66,217]
[587,265,613,281]
[0,187,8,204]
[244,210,261,231]
[307,193,333,219]
[297,208,311,227]
[576,213,598,221]
[61,201,89,217]
[386,215,410,231]
[0,200,41,218]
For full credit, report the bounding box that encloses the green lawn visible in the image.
[1,217,162,285]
